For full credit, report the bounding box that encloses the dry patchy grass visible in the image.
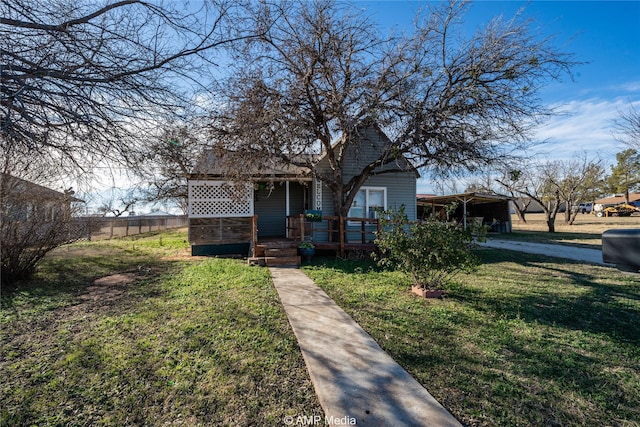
[505,213,640,248]
[1,230,322,426]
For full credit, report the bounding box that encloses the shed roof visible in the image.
[594,193,640,205]
[189,149,312,181]
[417,192,511,206]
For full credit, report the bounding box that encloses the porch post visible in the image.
[285,180,290,237]
[285,180,290,216]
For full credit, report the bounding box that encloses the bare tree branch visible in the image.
[213,0,576,217]
[1,0,260,173]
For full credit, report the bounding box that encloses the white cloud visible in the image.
[417,95,640,194]
[531,97,640,161]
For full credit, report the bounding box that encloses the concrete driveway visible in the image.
[480,239,611,266]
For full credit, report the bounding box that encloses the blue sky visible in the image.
[85,1,640,210]
[357,0,640,192]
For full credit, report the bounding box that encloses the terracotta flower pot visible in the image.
[411,286,444,299]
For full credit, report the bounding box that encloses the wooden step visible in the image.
[265,247,298,257]
[264,256,300,266]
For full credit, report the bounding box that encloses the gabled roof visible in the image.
[189,122,418,181]
[314,122,419,177]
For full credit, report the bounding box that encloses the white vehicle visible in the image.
[572,203,593,214]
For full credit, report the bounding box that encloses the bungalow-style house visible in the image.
[187,124,418,262]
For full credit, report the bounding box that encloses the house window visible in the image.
[348,187,386,219]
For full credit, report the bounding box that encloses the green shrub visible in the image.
[374,207,482,290]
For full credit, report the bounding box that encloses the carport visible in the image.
[417,192,512,233]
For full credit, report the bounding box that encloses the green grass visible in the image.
[303,252,640,426]
[4,228,639,426]
[1,231,322,426]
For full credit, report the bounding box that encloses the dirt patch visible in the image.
[157,246,213,261]
[78,273,138,304]
[92,272,137,286]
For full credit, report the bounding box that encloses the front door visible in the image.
[253,181,307,238]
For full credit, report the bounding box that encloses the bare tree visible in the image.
[508,155,604,232]
[494,166,533,223]
[140,124,209,214]
[614,105,640,150]
[515,161,563,232]
[213,0,575,218]
[1,0,262,284]
[551,154,605,225]
[96,192,138,217]
[1,0,260,174]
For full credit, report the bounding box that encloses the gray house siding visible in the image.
[313,125,417,220]
[309,126,417,243]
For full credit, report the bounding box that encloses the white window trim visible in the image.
[348,186,387,224]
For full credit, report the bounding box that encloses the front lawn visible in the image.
[303,251,640,426]
[1,231,322,426]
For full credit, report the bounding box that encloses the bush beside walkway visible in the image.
[303,253,640,426]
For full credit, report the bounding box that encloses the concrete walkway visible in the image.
[270,266,462,427]
[480,239,612,266]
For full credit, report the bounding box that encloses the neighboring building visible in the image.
[511,197,568,214]
[594,193,640,206]
[186,124,418,256]
[0,174,83,222]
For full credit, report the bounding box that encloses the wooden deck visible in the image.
[189,215,379,260]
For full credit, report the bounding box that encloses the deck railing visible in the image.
[285,214,381,257]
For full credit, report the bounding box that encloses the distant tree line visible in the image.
[466,148,640,232]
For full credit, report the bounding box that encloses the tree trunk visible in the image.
[547,218,556,233]
[564,207,572,224]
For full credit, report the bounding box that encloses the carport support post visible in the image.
[462,199,468,230]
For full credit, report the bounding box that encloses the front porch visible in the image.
[190,214,380,263]
[285,214,380,255]
[188,179,381,261]
[247,214,380,265]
